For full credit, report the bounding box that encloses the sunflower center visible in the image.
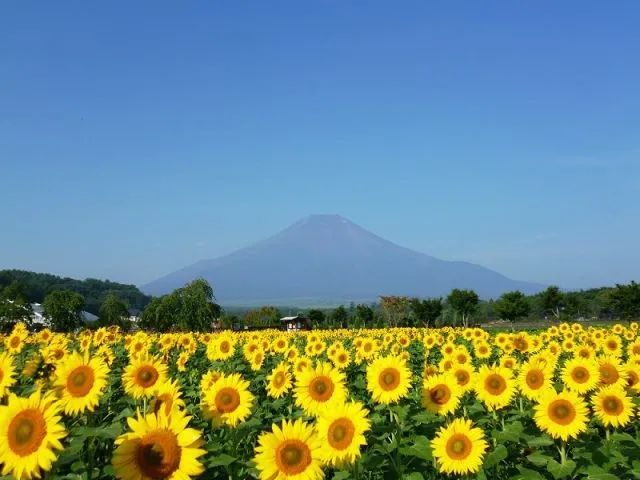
[220,341,230,353]
[136,366,159,388]
[571,367,588,383]
[215,387,241,413]
[445,434,472,460]
[10,337,20,348]
[429,385,451,405]
[456,370,470,385]
[600,364,619,385]
[485,374,507,395]
[328,418,355,450]
[338,354,347,363]
[8,409,47,457]
[602,396,623,415]
[549,399,576,425]
[137,431,181,479]
[607,341,617,350]
[364,343,372,353]
[67,365,96,397]
[309,376,334,401]
[276,439,312,475]
[273,372,286,388]
[526,370,543,389]
[379,368,401,391]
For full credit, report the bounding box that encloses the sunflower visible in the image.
[451,365,475,392]
[0,390,66,480]
[517,360,555,401]
[203,373,254,427]
[123,354,168,399]
[561,358,599,394]
[475,365,516,411]
[534,390,589,441]
[295,361,347,416]
[366,356,412,405]
[254,419,323,480]
[422,374,462,416]
[267,362,292,399]
[431,418,488,476]
[331,348,351,370]
[0,352,17,397]
[112,408,205,480]
[591,385,634,428]
[597,355,628,388]
[5,329,27,355]
[316,401,370,467]
[53,351,109,415]
[150,379,185,417]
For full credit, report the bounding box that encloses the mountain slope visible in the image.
[141,215,545,304]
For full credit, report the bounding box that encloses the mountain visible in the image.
[141,215,545,304]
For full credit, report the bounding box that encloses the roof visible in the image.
[280,316,301,322]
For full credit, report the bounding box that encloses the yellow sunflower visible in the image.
[366,356,412,405]
[203,373,254,427]
[431,418,488,476]
[0,390,66,480]
[254,419,323,480]
[112,408,205,480]
[422,374,462,416]
[561,358,599,394]
[534,390,589,441]
[123,354,168,399]
[53,351,109,415]
[267,362,293,399]
[597,355,628,388]
[591,385,634,428]
[517,360,555,401]
[295,361,347,416]
[150,379,186,417]
[451,364,475,393]
[316,401,371,466]
[475,365,516,411]
[0,352,17,397]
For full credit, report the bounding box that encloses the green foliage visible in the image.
[607,281,640,320]
[494,290,530,322]
[43,289,85,332]
[331,305,349,328]
[409,297,442,327]
[139,278,221,332]
[540,285,563,319]
[0,269,151,315]
[446,289,479,327]
[243,305,282,328]
[98,293,130,329]
[308,309,326,328]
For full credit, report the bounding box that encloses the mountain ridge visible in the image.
[141,215,545,304]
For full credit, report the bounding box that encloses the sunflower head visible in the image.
[366,356,412,405]
[431,418,488,476]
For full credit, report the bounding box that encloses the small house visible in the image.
[280,315,311,331]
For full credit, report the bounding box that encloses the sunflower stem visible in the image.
[558,441,567,465]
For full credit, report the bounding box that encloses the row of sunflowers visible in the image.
[1,322,639,479]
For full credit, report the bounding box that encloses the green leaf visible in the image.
[484,445,508,469]
[399,435,432,461]
[493,421,524,443]
[510,467,546,480]
[332,471,352,480]
[547,459,576,479]
[524,434,554,447]
[526,451,551,467]
[208,453,237,467]
[585,474,621,480]
[402,474,425,480]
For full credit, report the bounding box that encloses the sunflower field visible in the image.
[1,322,640,480]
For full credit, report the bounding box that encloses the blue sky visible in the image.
[1,1,638,289]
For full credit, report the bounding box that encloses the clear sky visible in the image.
[1,1,638,290]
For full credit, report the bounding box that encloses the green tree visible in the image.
[608,281,640,320]
[354,304,374,328]
[308,309,326,328]
[99,293,130,328]
[0,282,33,332]
[409,298,443,327]
[43,290,85,332]
[379,296,411,327]
[446,289,479,327]
[494,290,530,323]
[541,285,563,320]
[331,305,348,328]
[244,306,281,328]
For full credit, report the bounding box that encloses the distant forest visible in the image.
[0,269,151,315]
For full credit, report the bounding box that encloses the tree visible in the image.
[541,286,563,320]
[0,280,33,332]
[244,306,281,328]
[99,294,130,328]
[608,281,640,320]
[446,289,479,327]
[494,291,530,323]
[379,296,411,327]
[43,290,85,332]
[354,304,374,328]
[409,298,442,327]
[308,309,326,328]
[331,306,348,328]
